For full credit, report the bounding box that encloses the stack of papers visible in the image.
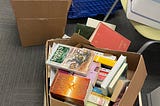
[126,0,160,29]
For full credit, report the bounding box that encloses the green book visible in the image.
[74,23,95,39]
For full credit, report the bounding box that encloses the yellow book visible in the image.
[94,55,116,67]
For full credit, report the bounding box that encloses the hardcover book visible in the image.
[74,23,95,39]
[50,70,92,106]
[46,43,95,76]
[89,22,131,51]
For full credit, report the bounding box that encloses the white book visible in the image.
[86,18,116,30]
[49,69,57,86]
[108,63,128,94]
[126,0,160,29]
[101,55,126,95]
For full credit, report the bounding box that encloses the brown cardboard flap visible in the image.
[11,0,72,18]
[119,55,147,106]
[50,95,74,106]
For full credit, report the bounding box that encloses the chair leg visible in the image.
[137,40,160,54]
[103,0,120,21]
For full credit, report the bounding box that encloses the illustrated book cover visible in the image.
[50,70,92,106]
[46,43,95,76]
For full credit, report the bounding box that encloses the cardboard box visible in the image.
[16,18,67,46]
[11,0,71,18]
[11,0,71,46]
[44,34,147,106]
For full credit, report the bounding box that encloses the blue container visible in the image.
[68,0,122,19]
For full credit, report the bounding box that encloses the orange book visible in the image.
[89,22,131,51]
[50,70,92,106]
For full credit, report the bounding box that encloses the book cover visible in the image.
[46,43,95,76]
[111,79,130,102]
[74,23,95,39]
[89,22,131,51]
[50,70,92,106]
[86,18,116,30]
[94,55,116,67]
[101,55,127,95]
[86,62,101,86]
[108,63,128,94]
[97,68,110,81]
[87,92,110,106]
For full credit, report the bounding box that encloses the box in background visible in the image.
[44,34,147,106]
[11,0,72,47]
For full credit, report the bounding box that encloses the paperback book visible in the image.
[108,63,128,94]
[86,62,101,86]
[101,55,127,95]
[46,43,95,76]
[50,70,92,106]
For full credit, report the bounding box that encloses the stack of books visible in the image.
[46,18,132,106]
[46,44,130,106]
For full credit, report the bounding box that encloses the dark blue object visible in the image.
[68,0,122,19]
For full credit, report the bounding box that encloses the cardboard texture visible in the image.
[44,34,147,106]
[16,18,66,46]
[11,0,71,46]
[11,0,72,18]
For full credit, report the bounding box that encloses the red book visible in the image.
[89,22,131,51]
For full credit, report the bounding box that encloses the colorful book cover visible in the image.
[46,43,95,76]
[86,62,101,86]
[89,22,131,51]
[50,70,92,106]
[97,68,110,81]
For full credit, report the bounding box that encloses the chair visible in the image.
[103,0,160,105]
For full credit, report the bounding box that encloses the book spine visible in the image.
[101,55,126,95]
[108,63,128,94]
[94,55,116,67]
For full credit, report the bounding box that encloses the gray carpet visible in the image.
[0,0,45,106]
[0,0,160,106]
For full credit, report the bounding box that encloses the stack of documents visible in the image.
[126,0,160,29]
